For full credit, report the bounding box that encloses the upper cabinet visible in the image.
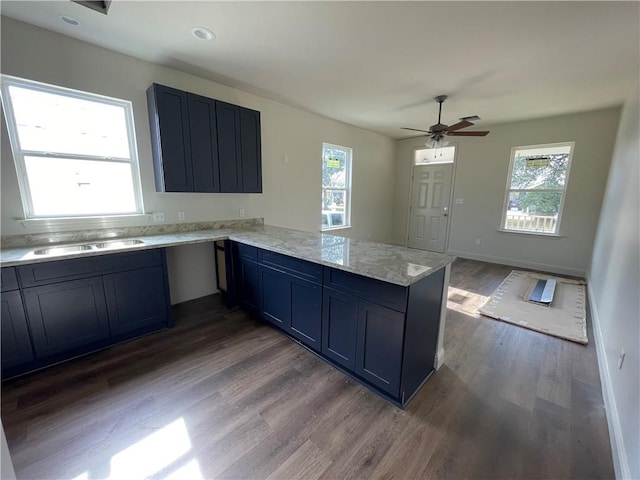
[147,84,262,193]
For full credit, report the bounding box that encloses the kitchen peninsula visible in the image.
[1,221,455,407]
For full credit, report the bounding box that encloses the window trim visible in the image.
[500,141,574,236]
[0,75,145,219]
[321,142,352,231]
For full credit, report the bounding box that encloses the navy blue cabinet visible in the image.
[216,101,263,193]
[2,249,173,380]
[188,93,220,193]
[148,83,261,194]
[321,288,358,370]
[355,300,405,397]
[103,266,169,336]
[259,263,322,352]
[229,241,447,408]
[216,101,242,193]
[24,277,111,357]
[289,278,321,351]
[148,84,220,193]
[234,243,260,314]
[147,84,194,192]
[1,290,34,370]
[239,107,262,193]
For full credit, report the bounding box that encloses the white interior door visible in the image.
[407,163,453,252]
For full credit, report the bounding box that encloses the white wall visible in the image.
[392,108,621,276]
[588,84,639,480]
[0,17,396,303]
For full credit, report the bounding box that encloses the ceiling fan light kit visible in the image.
[402,95,490,145]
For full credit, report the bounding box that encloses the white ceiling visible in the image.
[2,1,639,139]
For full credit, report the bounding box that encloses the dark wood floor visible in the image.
[1,259,614,479]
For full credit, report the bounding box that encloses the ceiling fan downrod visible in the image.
[435,95,447,125]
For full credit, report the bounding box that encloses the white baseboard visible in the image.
[446,249,586,278]
[586,275,630,480]
[434,347,445,370]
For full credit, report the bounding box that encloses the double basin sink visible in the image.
[33,239,145,256]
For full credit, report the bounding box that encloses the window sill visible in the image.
[17,214,152,232]
[498,229,563,239]
[321,226,352,232]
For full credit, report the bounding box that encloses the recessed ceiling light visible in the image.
[191,27,215,40]
[60,15,81,26]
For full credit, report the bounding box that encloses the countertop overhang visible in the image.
[0,225,455,286]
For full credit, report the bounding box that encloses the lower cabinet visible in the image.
[1,290,34,369]
[238,256,260,315]
[355,300,405,397]
[1,248,172,380]
[23,277,111,358]
[321,288,358,370]
[103,266,169,336]
[259,264,321,352]
[230,241,446,408]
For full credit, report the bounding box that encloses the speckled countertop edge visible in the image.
[0,225,456,286]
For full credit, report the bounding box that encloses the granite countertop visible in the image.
[0,224,455,286]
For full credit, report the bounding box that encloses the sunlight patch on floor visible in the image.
[70,417,202,480]
[447,286,488,317]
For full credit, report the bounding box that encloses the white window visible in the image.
[501,142,574,235]
[414,146,456,165]
[321,143,352,230]
[0,75,144,219]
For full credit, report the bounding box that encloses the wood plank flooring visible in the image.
[1,258,614,479]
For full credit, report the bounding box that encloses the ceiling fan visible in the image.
[402,95,489,147]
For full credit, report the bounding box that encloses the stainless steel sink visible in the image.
[33,244,96,255]
[93,239,145,249]
[32,239,145,256]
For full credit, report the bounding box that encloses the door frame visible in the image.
[405,143,459,253]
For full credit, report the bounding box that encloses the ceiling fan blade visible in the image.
[401,127,431,133]
[448,131,490,137]
[446,120,474,132]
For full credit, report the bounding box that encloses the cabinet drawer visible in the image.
[236,243,258,261]
[259,250,322,283]
[323,268,408,313]
[17,249,163,288]
[1,268,19,292]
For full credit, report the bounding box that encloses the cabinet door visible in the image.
[259,265,290,329]
[149,84,193,192]
[290,277,321,352]
[1,290,34,369]
[216,101,242,193]
[239,107,262,193]
[104,266,169,336]
[188,93,220,193]
[238,258,259,314]
[23,277,110,358]
[322,288,358,370]
[355,300,405,397]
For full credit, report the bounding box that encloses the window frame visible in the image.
[321,142,352,231]
[0,75,144,219]
[500,141,575,236]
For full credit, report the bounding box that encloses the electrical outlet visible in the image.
[475,238,481,245]
[455,198,464,205]
[618,349,626,369]
[239,208,245,218]
[152,212,165,222]
[177,211,185,221]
